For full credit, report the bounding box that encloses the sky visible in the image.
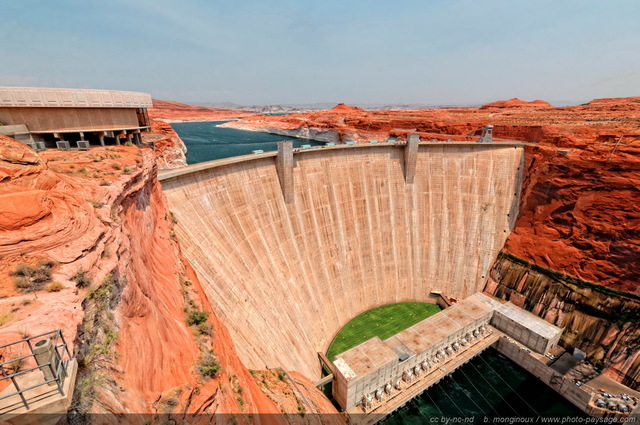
[1,0,639,106]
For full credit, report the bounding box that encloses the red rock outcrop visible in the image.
[480,98,553,109]
[330,103,363,112]
[144,118,189,169]
[0,137,288,419]
[149,99,255,122]
[222,99,640,293]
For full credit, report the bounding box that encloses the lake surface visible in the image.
[169,121,585,422]
[171,120,322,164]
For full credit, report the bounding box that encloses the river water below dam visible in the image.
[381,350,584,424]
[171,121,585,422]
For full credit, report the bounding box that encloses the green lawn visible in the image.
[326,302,442,361]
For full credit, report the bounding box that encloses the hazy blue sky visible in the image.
[2,0,639,105]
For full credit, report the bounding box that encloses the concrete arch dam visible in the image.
[159,141,525,379]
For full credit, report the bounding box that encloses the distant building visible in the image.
[0,87,152,149]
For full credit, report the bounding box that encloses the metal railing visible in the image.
[0,329,73,414]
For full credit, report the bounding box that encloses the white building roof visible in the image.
[468,292,562,341]
[0,87,152,108]
[496,302,563,340]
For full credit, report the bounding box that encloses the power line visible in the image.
[607,136,624,161]
[447,371,492,415]
[437,375,469,417]
[466,358,521,416]
[476,353,542,417]
[457,365,502,416]
[425,390,445,416]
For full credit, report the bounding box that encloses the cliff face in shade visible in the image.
[485,254,640,389]
[0,137,286,418]
[221,98,640,292]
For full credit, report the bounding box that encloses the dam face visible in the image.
[160,142,525,379]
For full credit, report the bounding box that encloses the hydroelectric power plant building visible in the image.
[332,294,498,412]
[0,87,152,149]
[331,292,563,421]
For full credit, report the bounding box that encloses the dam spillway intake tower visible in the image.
[159,137,528,380]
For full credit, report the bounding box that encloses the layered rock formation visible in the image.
[486,253,640,389]
[480,98,553,109]
[149,99,255,123]
[144,118,189,169]
[0,137,296,420]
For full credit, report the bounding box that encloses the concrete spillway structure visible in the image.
[159,141,525,379]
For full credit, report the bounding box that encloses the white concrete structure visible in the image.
[470,292,563,353]
[0,87,152,147]
[332,295,494,411]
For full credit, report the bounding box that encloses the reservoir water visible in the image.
[171,120,322,164]
[170,121,586,422]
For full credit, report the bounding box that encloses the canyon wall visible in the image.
[160,142,524,379]
[0,137,285,419]
[144,118,189,169]
[486,253,640,389]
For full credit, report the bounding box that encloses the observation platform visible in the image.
[0,330,77,425]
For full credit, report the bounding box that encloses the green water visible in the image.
[171,120,323,164]
[168,122,587,423]
[381,350,585,424]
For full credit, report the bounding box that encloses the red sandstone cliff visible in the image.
[144,118,189,169]
[0,137,297,421]
[480,98,553,109]
[149,99,255,122]
[222,99,640,294]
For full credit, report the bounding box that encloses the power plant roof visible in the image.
[335,295,494,379]
[467,292,562,341]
